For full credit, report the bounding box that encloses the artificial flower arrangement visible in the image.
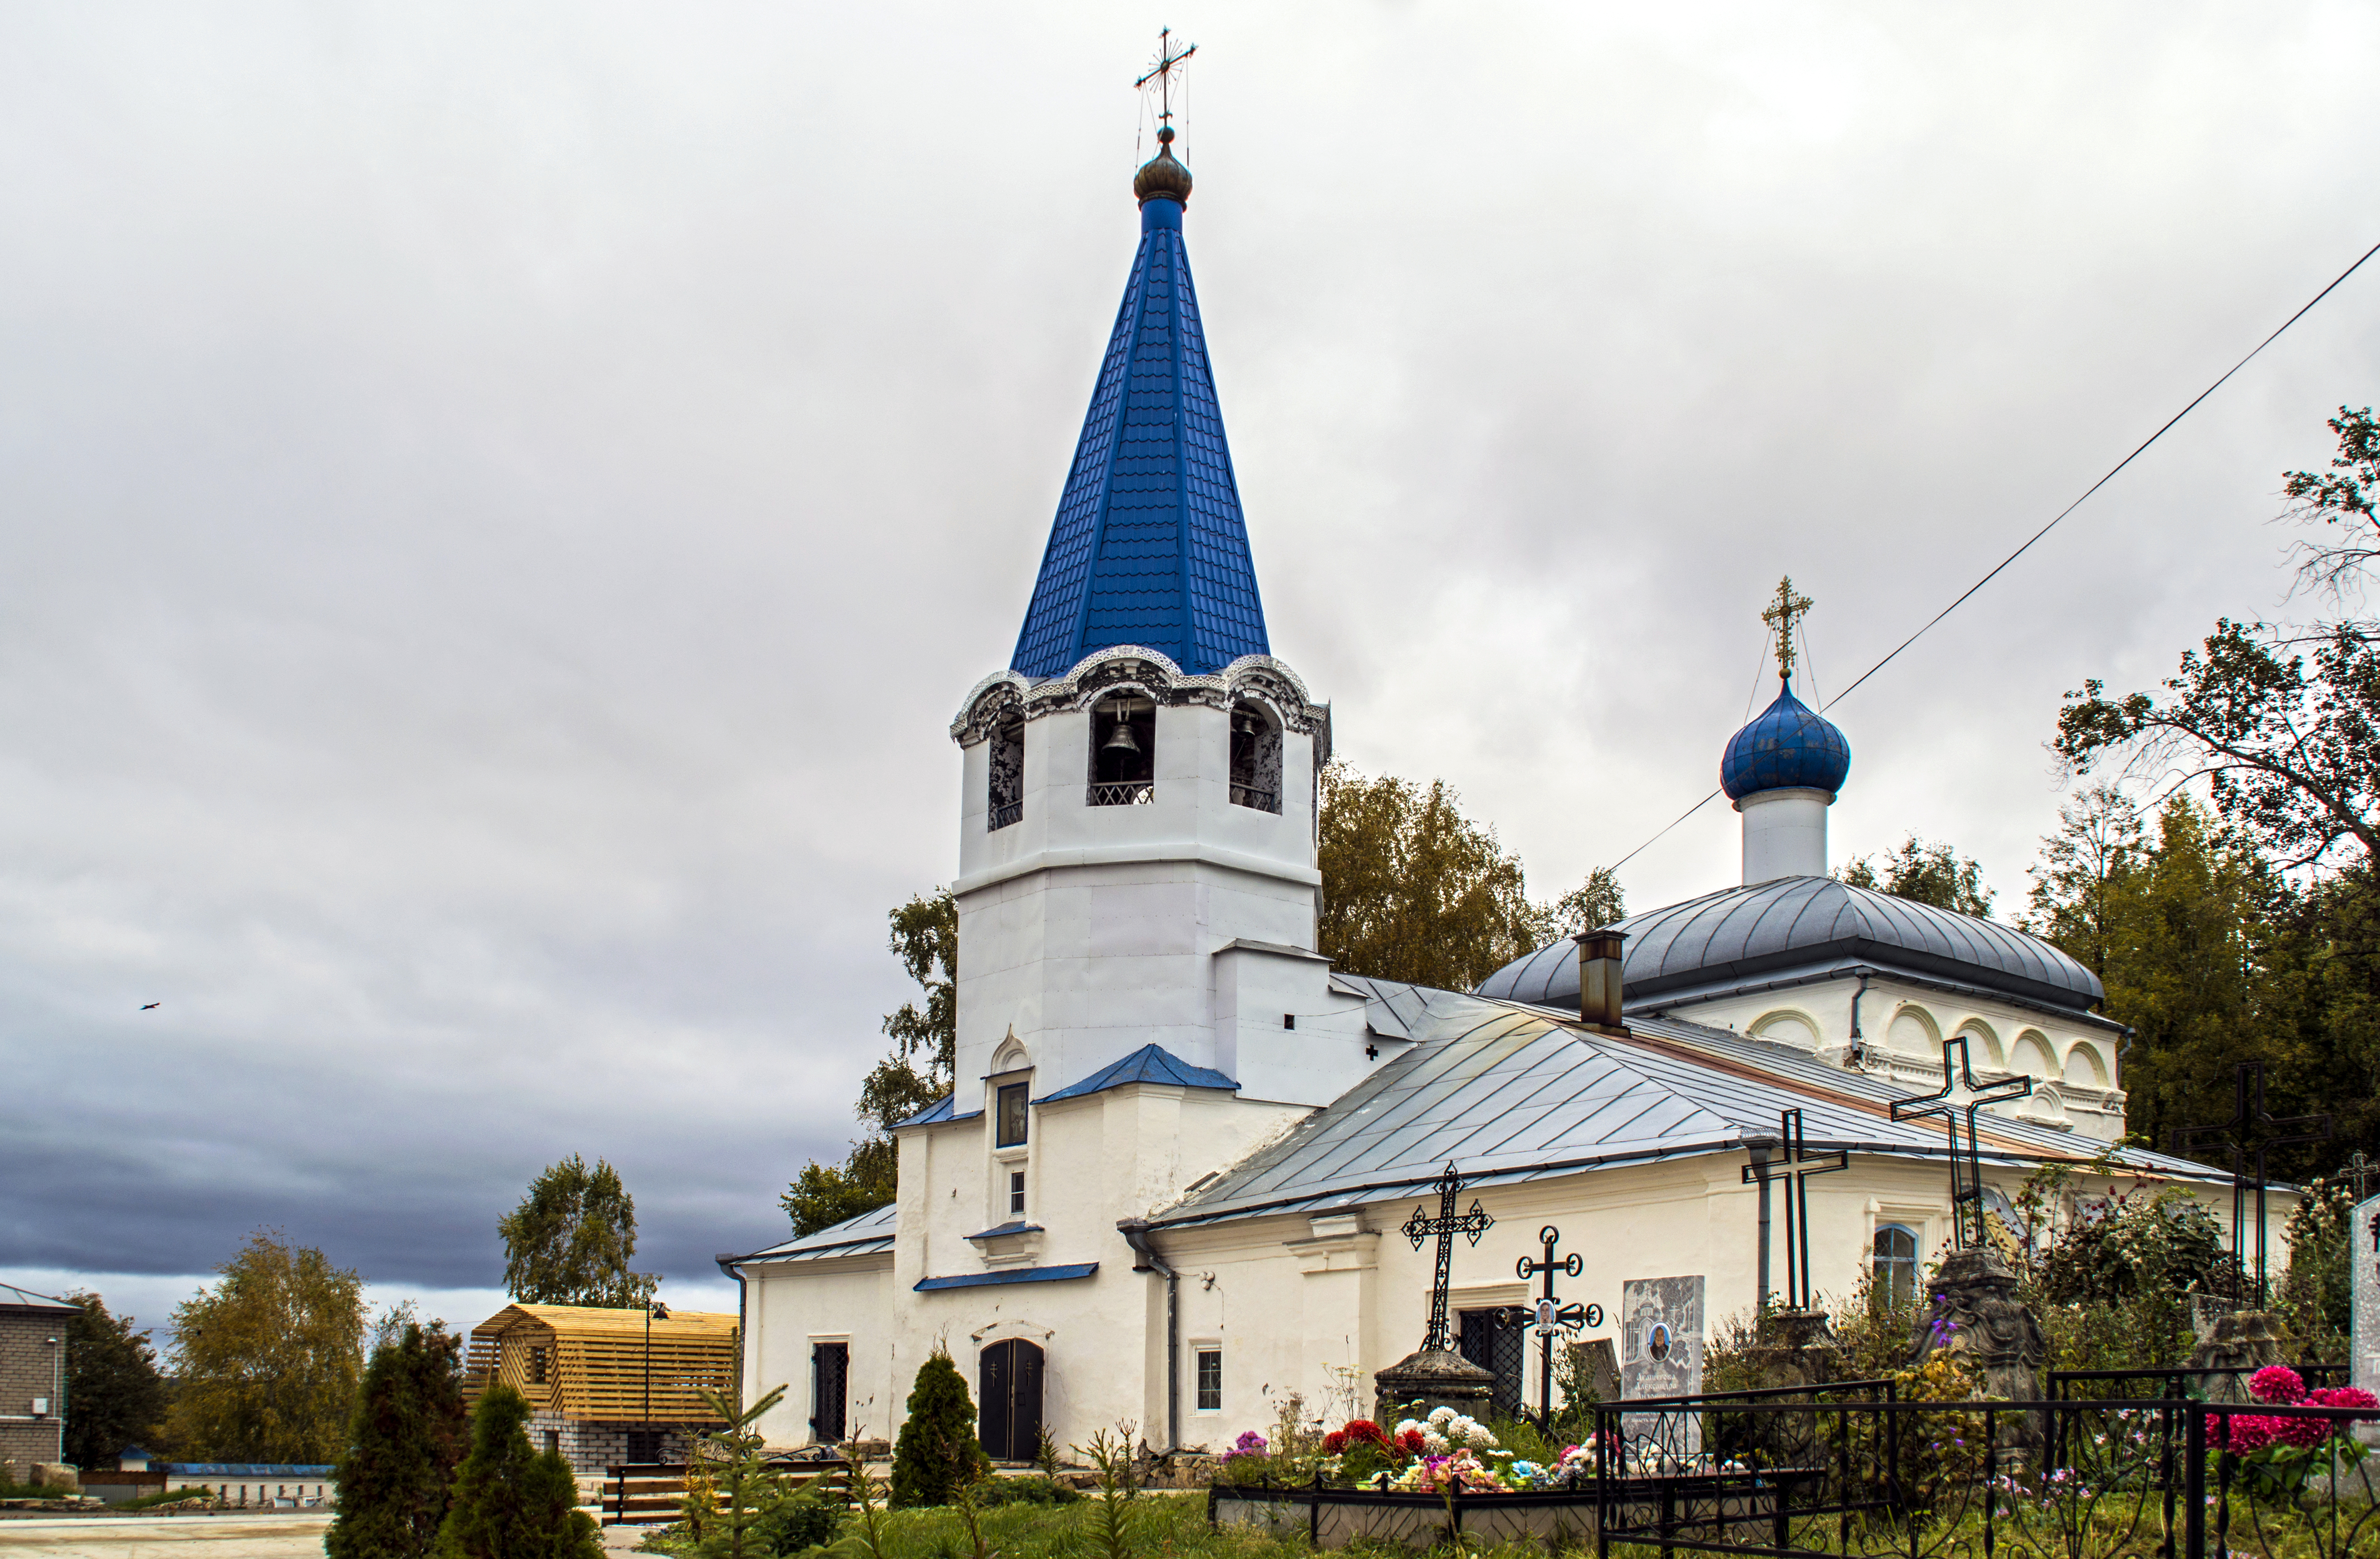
[2201,1365,2380,1504]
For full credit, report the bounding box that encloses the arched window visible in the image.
[1872,1224,1919,1307]
[1229,700,1283,813]
[1086,694,1154,806]
[988,713,1024,831]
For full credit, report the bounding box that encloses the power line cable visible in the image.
[1603,234,2380,876]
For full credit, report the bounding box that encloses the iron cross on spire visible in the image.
[1761,575,1814,686]
[1891,1037,2031,1250]
[1742,1109,1848,1312]
[1134,27,1198,130]
[2169,1059,2332,1307]
[1402,1161,1494,1353]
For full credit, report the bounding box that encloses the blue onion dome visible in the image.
[1133,126,1193,206]
[1720,681,1851,800]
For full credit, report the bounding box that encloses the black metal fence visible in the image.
[1211,1371,2380,1558]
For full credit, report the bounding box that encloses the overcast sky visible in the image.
[2,2,2375,1342]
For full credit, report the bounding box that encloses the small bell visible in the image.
[1102,716,1141,755]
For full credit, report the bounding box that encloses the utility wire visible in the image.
[1604,234,2380,876]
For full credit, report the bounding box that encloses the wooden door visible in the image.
[977,1339,1045,1461]
[811,1342,849,1445]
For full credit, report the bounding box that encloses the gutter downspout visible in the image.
[715,1254,748,1411]
[1846,968,1873,1066]
[2116,1025,2136,1089]
[1118,1220,1178,1453]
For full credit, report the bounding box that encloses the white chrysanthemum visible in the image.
[1464,1420,1499,1449]
[1427,1406,1456,1427]
[1394,1419,1423,1439]
[1421,1429,1450,1455]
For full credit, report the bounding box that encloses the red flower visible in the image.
[2311,1386,2380,1415]
[2250,1366,2306,1405]
[1398,1428,1427,1454]
[2271,1414,2329,1449]
[1323,1431,1349,1456]
[1344,1419,1391,1449]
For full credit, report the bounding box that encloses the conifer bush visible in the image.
[327,1321,470,1559]
[888,1348,988,1508]
[431,1384,600,1559]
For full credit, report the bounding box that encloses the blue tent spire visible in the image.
[1010,136,1269,679]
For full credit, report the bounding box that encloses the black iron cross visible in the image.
[2168,1060,2332,1306]
[1741,1109,1848,1310]
[1402,1161,1494,1353]
[1496,1226,1601,1423]
[2326,1150,2376,1201]
[1134,28,1197,130]
[1891,1037,2031,1250]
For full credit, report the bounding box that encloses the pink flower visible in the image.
[2271,1414,2329,1449]
[2311,1386,2380,1416]
[2250,1366,2306,1405]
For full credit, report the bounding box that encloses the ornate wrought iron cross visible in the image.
[1890,1037,2031,1250]
[1761,575,1814,685]
[2324,1149,2375,1201]
[1134,28,1197,130]
[1741,1109,1848,1310]
[2169,1059,2332,1306]
[1402,1161,1494,1353]
[1496,1226,1601,1423]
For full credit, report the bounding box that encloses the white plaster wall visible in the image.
[742,1256,896,1449]
[1737,789,1831,884]
[1666,976,2127,1141]
[953,695,1332,1102]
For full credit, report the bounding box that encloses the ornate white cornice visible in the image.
[949,648,1330,756]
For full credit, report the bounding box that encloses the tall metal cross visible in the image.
[1891,1037,2031,1249]
[1496,1226,1601,1424]
[1742,1109,1849,1310]
[2168,1059,2333,1306]
[1402,1161,1494,1353]
[2325,1149,2375,1201]
[1761,575,1814,685]
[1134,28,1197,130]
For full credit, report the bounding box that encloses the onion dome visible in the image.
[1720,681,1851,800]
[1133,126,1193,206]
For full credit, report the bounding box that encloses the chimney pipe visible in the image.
[1572,928,1628,1036]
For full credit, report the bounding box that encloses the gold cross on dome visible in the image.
[1761,575,1814,685]
[1135,28,1197,130]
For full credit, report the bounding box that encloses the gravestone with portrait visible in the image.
[1620,1275,1705,1457]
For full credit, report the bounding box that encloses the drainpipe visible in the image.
[1847,969,1873,1066]
[715,1253,747,1411]
[2116,1026,2136,1089]
[1118,1220,1178,1454]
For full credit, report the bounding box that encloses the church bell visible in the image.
[1102,717,1141,755]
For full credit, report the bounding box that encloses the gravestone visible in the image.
[1620,1275,1706,1458]
[1568,1337,1620,1405]
[2354,1191,2380,1441]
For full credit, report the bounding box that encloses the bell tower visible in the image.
[944,121,1369,1114]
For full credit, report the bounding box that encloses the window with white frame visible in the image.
[1008,1170,1025,1218]
[1873,1223,1920,1306]
[1194,1347,1222,1412]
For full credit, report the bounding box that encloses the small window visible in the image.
[997,1083,1029,1148]
[1009,1170,1026,1217]
[1873,1223,1919,1307]
[1228,702,1283,813]
[543,1429,560,1457]
[528,1344,549,1384]
[1195,1348,1222,1411]
[1283,1013,1295,1030]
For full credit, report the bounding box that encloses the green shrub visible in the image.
[328,1320,470,1559]
[888,1348,988,1509]
[431,1384,599,1559]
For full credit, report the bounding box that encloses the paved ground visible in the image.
[0,1514,330,1559]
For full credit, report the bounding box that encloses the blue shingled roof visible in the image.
[1010,196,1269,678]
[1037,1042,1239,1102]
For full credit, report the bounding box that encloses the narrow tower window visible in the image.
[988,713,1024,831]
[996,1083,1030,1147]
[1229,701,1282,813]
[1087,694,1155,806]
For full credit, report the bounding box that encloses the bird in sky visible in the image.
[140,1002,159,1010]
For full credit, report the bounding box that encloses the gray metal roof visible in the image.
[1476,876,2103,1014]
[1149,979,2212,1231]
[727,1201,897,1265]
[0,1281,76,1312]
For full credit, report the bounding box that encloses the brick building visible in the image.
[0,1283,77,1475]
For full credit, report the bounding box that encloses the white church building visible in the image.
[719,130,2246,1458]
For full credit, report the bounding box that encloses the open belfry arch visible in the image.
[723,44,2256,1462]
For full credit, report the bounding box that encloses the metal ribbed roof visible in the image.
[1149,980,2205,1231]
[1038,1043,1238,1102]
[728,1201,898,1265]
[1008,196,1268,679]
[1476,876,2102,1013]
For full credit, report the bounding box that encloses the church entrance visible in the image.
[810,1341,848,1445]
[1458,1309,1524,1418]
[977,1339,1044,1462]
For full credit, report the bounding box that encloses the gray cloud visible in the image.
[0,1,2375,1309]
